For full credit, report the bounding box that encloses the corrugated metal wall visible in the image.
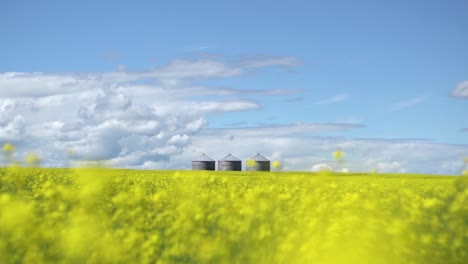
[246,161,270,171]
[192,161,215,170]
[218,161,242,171]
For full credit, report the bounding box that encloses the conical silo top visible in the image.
[194,154,215,162]
[249,153,269,161]
[220,154,241,161]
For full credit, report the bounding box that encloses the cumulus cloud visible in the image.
[18,88,206,167]
[186,118,206,133]
[1,55,466,174]
[376,161,407,173]
[451,81,468,98]
[0,55,300,168]
[0,99,17,124]
[311,163,333,172]
[0,115,26,142]
[0,72,94,98]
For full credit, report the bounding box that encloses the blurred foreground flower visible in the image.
[332,150,345,163]
[3,143,15,155]
[272,161,282,171]
[25,153,40,167]
[246,159,256,168]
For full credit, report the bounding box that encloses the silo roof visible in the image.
[220,154,241,161]
[248,153,269,161]
[194,154,215,162]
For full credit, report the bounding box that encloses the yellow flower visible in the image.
[3,143,15,154]
[25,153,40,167]
[246,159,256,167]
[332,150,345,162]
[272,161,282,170]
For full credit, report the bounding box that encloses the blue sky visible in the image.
[1,0,467,173]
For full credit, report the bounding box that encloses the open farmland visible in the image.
[0,168,467,263]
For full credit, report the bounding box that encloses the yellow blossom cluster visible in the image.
[0,167,467,263]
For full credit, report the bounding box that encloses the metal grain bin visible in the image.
[192,154,215,170]
[246,153,270,171]
[218,154,242,171]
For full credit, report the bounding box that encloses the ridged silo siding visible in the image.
[192,161,215,170]
[218,161,242,171]
[218,154,242,171]
[246,153,271,171]
[246,161,270,171]
[192,154,216,170]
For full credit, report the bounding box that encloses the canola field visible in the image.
[0,167,467,264]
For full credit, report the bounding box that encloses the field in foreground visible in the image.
[0,168,467,264]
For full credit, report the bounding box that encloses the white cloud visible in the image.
[0,115,25,142]
[173,134,468,175]
[167,134,190,146]
[240,56,300,68]
[376,161,407,173]
[173,86,303,98]
[1,55,466,174]
[451,81,468,98]
[150,99,261,117]
[179,100,261,115]
[389,96,427,112]
[0,99,17,124]
[186,118,206,133]
[202,122,364,138]
[311,163,334,172]
[0,55,300,168]
[316,93,349,105]
[148,59,244,79]
[0,56,300,100]
[0,72,90,98]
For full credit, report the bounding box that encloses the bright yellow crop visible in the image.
[0,168,466,263]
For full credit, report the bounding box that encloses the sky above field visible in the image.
[1,0,467,174]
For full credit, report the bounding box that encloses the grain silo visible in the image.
[192,154,215,170]
[246,153,270,171]
[218,154,242,171]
